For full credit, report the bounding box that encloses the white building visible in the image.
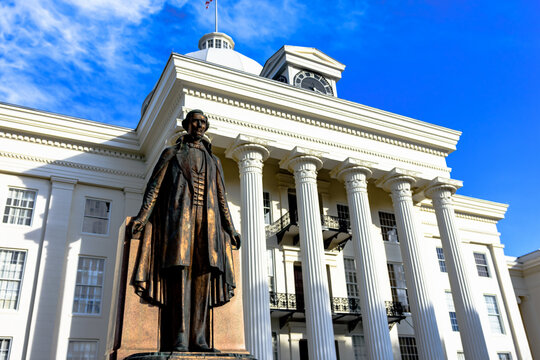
[0,32,534,360]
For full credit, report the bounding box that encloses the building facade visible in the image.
[0,32,533,360]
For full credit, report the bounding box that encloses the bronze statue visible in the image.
[131,109,241,352]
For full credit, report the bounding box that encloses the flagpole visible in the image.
[215,0,218,32]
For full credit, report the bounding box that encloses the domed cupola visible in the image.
[185,32,263,76]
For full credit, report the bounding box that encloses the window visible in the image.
[484,295,504,334]
[497,353,512,360]
[223,42,229,49]
[267,249,275,292]
[436,247,447,273]
[337,204,350,229]
[446,291,459,331]
[0,249,26,309]
[474,253,490,277]
[207,39,213,48]
[73,257,105,315]
[263,192,272,225]
[201,42,206,49]
[3,188,36,226]
[399,336,418,360]
[0,338,11,360]
[352,335,367,360]
[272,332,279,360]
[82,199,110,235]
[344,258,359,300]
[387,263,409,312]
[67,340,97,360]
[215,39,221,48]
[379,212,398,242]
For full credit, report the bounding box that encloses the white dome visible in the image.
[185,32,263,75]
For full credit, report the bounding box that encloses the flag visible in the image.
[205,0,213,9]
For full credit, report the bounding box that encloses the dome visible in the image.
[185,32,263,76]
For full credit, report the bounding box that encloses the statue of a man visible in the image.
[131,109,241,352]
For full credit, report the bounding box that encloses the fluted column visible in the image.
[281,148,336,360]
[227,138,272,360]
[379,170,445,360]
[332,159,393,360]
[425,178,491,359]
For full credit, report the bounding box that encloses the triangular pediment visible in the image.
[283,46,345,71]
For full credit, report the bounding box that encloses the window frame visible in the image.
[0,248,27,311]
[387,263,410,312]
[474,252,490,277]
[263,191,272,225]
[344,257,360,300]
[497,352,512,360]
[272,331,279,360]
[484,294,505,334]
[352,334,367,360]
[0,337,12,360]
[72,256,106,316]
[436,247,447,273]
[398,336,419,360]
[81,198,111,236]
[2,187,37,227]
[66,339,98,360]
[267,249,275,293]
[445,290,459,332]
[378,211,399,242]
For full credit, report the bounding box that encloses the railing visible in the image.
[385,301,406,318]
[331,297,361,314]
[266,211,350,238]
[269,292,297,311]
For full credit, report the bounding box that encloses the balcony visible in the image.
[266,211,352,251]
[269,292,405,330]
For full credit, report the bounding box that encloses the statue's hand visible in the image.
[231,233,241,249]
[131,218,145,234]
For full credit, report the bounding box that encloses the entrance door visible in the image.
[294,265,304,311]
[298,339,340,360]
[288,190,298,223]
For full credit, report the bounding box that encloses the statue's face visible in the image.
[187,113,207,140]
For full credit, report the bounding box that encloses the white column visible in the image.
[379,170,445,360]
[425,178,491,359]
[489,244,533,360]
[333,159,393,360]
[27,176,77,360]
[281,148,336,360]
[227,138,272,360]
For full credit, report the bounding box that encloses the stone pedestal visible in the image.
[107,218,249,360]
[124,352,255,359]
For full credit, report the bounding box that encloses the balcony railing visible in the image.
[331,297,361,314]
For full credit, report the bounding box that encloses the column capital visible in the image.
[225,134,270,162]
[376,167,420,192]
[279,146,324,173]
[423,177,463,199]
[330,157,376,182]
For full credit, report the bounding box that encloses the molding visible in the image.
[195,108,451,174]
[0,129,144,160]
[0,151,144,178]
[419,206,499,224]
[182,88,452,158]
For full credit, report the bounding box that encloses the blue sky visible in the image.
[1,0,538,256]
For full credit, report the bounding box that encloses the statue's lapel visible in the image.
[176,143,193,194]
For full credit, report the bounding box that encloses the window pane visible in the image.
[0,249,26,309]
[73,257,105,315]
[484,295,504,333]
[379,212,398,242]
[0,338,11,360]
[474,253,490,277]
[446,291,459,331]
[267,249,275,292]
[399,336,418,360]
[263,192,271,225]
[387,263,409,312]
[82,199,110,235]
[436,247,447,272]
[67,340,97,360]
[352,335,367,360]
[3,188,36,226]
[344,258,359,299]
[497,353,512,360]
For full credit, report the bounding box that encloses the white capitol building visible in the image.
[0,31,539,360]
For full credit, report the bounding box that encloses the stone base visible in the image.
[124,352,256,359]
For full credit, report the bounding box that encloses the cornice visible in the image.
[184,107,451,175]
[0,130,144,161]
[0,151,144,178]
[419,205,498,224]
[183,87,450,158]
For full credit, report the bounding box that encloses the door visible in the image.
[294,264,304,311]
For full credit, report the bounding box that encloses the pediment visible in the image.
[283,45,345,71]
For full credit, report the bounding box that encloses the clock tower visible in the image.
[260,45,346,96]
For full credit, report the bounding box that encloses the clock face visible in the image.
[294,71,334,95]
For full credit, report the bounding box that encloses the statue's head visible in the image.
[182,109,209,140]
